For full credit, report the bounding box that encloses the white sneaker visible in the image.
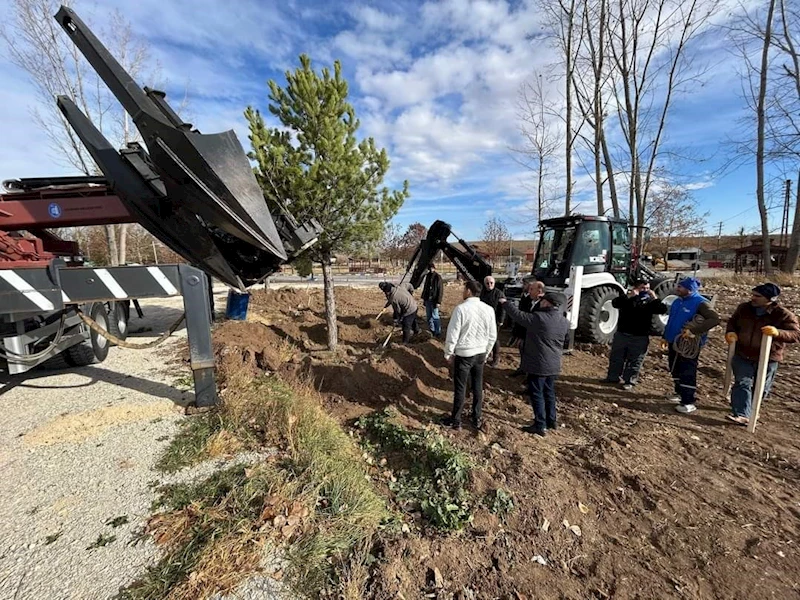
[675,404,697,414]
[666,395,681,403]
[622,384,633,391]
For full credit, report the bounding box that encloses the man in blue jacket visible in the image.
[662,277,720,414]
[500,292,570,436]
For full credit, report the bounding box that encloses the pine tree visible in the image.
[246,54,408,349]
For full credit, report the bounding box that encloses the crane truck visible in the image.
[0,6,321,407]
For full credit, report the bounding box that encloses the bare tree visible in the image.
[756,0,778,274]
[606,0,718,247]
[539,0,584,215]
[645,183,708,270]
[1,0,161,265]
[512,75,562,225]
[481,217,511,263]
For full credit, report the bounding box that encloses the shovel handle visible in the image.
[376,307,386,320]
[722,341,736,400]
[747,335,773,434]
[381,328,394,348]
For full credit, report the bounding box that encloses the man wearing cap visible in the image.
[500,291,570,436]
[604,279,667,389]
[442,280,498,430]
[725,283,800,425]
[379,282,419,343]
[421,262,444,338]
[480,276,506,366]
[662,277,721,413]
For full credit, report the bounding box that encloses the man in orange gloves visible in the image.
[725,283,800,425]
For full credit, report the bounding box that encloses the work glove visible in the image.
[680,329,695,339]
[761,326,779,337]
[660,340,669,351]
[725,332,738,344]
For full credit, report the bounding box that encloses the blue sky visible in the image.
[0,0,785,242]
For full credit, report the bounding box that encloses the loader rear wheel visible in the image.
[576,286,620,344]
[651,279,678,336]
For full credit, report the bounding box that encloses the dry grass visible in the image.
[123,368,390,600]
[703,272,800,287]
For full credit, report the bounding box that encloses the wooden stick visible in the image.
[376,307,386,320]
[722,341,737,400]
[747,335,773,434]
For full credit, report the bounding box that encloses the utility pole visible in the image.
[717,221,723,251]
[781,179,792,247]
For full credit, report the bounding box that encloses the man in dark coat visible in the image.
[511,279,544,376]
[500,292,570,436]
[725,283,800,425]
[604,279,667,389]
[379,282,419,343]
[480,276,505,366]
[421,262,444,338]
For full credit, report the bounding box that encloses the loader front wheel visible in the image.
[576,286,620,344]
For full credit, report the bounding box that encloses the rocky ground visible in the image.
[210,279,800,600]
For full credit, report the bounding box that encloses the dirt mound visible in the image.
[209,281,800,599]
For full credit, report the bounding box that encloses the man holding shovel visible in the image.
[379,282,419,343]
[725,283,800,426]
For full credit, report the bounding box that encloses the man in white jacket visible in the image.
[442,280,498,430]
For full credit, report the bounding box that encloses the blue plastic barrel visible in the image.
[225,290,251,320]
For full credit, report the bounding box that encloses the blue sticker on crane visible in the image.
[48,203,62,219]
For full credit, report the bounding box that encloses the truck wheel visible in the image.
[64,303,110,367]
[651,279,678,336]
[106,300,130,342]
[576,286,620,344]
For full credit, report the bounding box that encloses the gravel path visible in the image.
[0,295,199,600]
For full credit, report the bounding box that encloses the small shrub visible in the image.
[357,408,474,531]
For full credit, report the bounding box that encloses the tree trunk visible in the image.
[601,132,619,217]
[784,169,800,272]
[105,225,119,266]
[757,0,777,275]
[118,224,128,265]
[537,160,545,224]
[321,250,338,350]
[564,0,576,216]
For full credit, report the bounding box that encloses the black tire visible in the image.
[576,286,621,344]
[63,303,110,367]
[106,300,130,342]
[651,279,678,336]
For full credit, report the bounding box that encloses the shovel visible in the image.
[722,341,736,400]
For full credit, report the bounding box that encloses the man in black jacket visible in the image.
[603,279,667,389]
[480,276,505,366]
[421,262,444,338]
[501,292,570,436]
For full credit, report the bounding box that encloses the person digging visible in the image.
[379,282,419,343]
[661,277,720,414]
[603,279,667,390]
[725,283,800,426]
[500,291,570,437]
[442,280,497,430]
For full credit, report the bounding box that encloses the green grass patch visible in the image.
[87,533,116,550]
[357,408,475,531]
[122,375,390,600]
[155,413,222,474]
[485,488,515,521]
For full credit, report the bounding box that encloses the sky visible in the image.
[0,0,787,243]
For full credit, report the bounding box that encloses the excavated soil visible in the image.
[212,282,800,600]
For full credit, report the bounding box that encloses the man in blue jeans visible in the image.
[421,262,444,338]
[725,283,800,425]
[500,292,570,436]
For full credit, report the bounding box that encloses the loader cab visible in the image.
[533,216,632,287]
